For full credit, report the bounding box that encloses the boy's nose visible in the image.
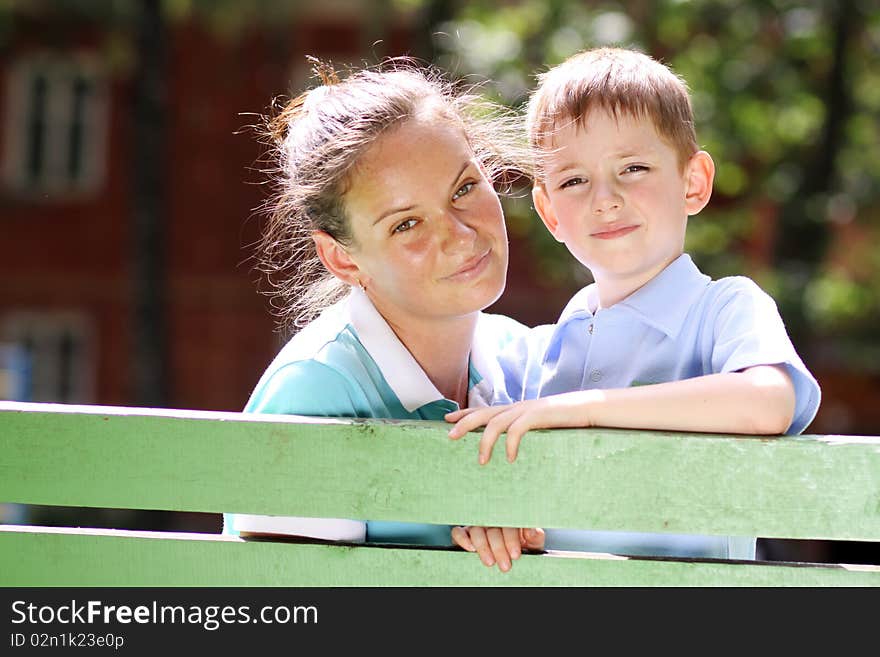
[591,183,622,215]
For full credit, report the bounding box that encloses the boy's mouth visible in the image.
[591,224,639,240]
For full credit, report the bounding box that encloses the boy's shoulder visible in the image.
[558,255,771,311]
[550,255,783,341]
[628,255,781,327]
[704,273,769,298]
[697,274,782,322]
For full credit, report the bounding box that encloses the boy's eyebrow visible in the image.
[372,160,471,225]
[612,147,657,159]
[546,147,659,175]
[545,160,581,175]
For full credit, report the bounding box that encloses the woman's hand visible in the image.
[451,526,545,572]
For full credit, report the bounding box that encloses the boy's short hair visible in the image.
[527,47,698,174]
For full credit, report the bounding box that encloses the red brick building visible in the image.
[0,5,575,414]
[1,4,877,438]
[3,4,879,566]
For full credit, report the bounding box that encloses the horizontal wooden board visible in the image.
[2,526,878,586]
[2,402,880,540]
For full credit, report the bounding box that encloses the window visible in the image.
[0,312,95,403]
[0,342,29,401]
[2,54,109,196]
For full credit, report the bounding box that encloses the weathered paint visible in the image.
[1,526,878,586]
[2,402,880,541]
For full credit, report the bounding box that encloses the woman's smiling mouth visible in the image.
[445,249,491,281]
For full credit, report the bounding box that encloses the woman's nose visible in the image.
[441,211,477,251]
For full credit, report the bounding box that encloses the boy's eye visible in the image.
[452,181,476,201]
[559,177,586,189]
[623,164,648,174]
[392,218,419,234]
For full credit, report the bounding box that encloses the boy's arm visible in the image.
[709,278,820,435]
[447,364,795,464]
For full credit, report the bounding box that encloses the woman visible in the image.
[224,61,542,569]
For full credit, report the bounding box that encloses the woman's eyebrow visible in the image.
[372,160,472,226]
[448,160,471,190]
[373,204,416,226]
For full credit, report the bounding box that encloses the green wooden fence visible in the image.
[1,401,879,586]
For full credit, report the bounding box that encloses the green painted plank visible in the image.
[1,526,878,586]
[2,402,880,540]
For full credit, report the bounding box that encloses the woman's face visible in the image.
[342,115,508,327]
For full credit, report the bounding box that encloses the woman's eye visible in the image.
[392,218,418,234]
[452,181,476,201]
[560,177,586,189]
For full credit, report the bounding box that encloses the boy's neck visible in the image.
[593,254,682,309]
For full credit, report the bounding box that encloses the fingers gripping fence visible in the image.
[1,402,879,586]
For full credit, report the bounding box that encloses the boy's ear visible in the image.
[684,150,715,216]
[312,231,366,288]
[532,185,563,242]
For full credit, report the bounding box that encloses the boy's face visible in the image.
[532,109,713,303]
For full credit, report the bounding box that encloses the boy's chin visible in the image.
[589,254,683,283]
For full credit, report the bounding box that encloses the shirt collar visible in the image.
[348,288,491,412]
[557,254,711,338]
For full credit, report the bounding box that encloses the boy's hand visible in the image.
[451,526,545,572]
[446,393,595,463]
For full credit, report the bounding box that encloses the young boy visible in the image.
[446,47,821,569]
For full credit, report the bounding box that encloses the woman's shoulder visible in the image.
[245,297,372,416]
[269,297,352,362]
[246,358,360,416]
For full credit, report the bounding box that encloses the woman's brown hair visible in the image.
[255,57,525,332]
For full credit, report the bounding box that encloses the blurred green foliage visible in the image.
[430,0,880,366]
[3,0,877,368]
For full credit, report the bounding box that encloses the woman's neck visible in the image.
[381,310,478,409]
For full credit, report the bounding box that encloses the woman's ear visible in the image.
[684,150,715,216]
[532,184,563,242]
[312,231,364,288]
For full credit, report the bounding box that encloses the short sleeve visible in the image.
[245,359,362,417]
[710,278,821,435]
[228,359,367,541]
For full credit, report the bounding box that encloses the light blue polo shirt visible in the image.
[225,287,527,546]
[496,253,821,560]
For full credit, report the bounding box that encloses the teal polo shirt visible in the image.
[225,288,526,545]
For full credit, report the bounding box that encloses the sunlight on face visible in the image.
[535,109,702,303]
[343,115,508,328]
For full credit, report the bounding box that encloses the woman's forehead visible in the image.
[346,118,476,211]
